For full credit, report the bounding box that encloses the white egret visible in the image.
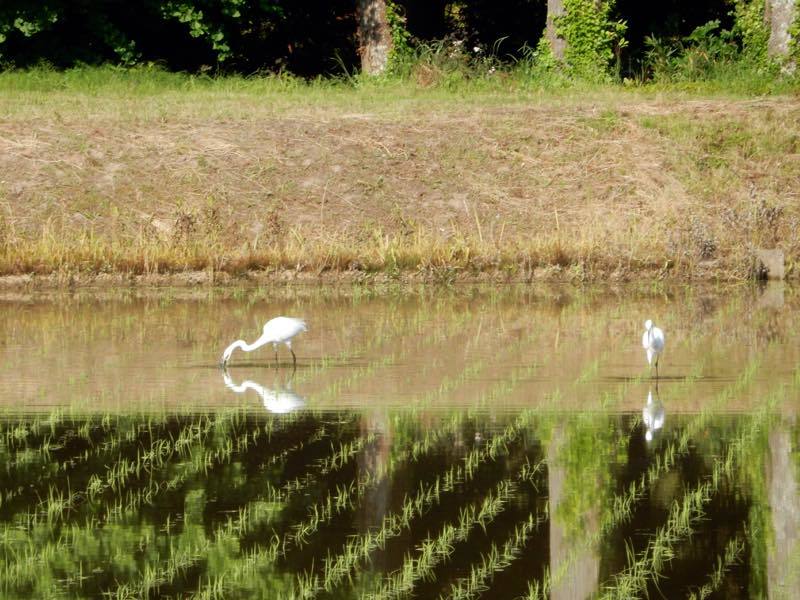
[222,370,306,414]
[221,317,307,367]
[641,319,665,378]
[642,388,665,442]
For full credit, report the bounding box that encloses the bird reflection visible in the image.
[642,386,665,443]
[222,369,306,414]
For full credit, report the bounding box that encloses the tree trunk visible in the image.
[765,0,797,58]
[546,0,567,61]
[356,0,392,75]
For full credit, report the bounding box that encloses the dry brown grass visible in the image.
[1,89,799,284]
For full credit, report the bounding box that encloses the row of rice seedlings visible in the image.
[106,532,216,600]
[1,412,172,507]
[0,408,101,470]
[364,457,547,600]
[354,310,629,597]
[687,535,745,600]
[8,418,184,526]
[104,410,324,526]
[607,483,713,599]
[0,412,247,590]
[186,411,512,599]
[0,415,167,542]
[601,397,780,599]
[287,409,544,600]
[101,415,364,597]
[3,410,322,597]
[440,509,548,600]
[0,415,168,515]
[317,433,378,476]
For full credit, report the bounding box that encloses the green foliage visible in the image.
[789,0,800,62]
[644,20,740,82]
[556,0,627,80]
[161,1,234,61]
[0,4,58,44]
[386,0,413,73]
[731,0,770,63]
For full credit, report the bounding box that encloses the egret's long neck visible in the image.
[240,332,271,353]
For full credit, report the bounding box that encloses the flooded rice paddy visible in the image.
[0,284,798,599]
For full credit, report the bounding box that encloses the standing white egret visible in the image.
[642,388,665,442]
[222,370,306,414]
[642,319,665,378]
[221,317,307,367]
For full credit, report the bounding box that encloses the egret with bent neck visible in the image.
[221,316,307,367]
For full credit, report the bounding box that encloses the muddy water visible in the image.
[0,284,798,598]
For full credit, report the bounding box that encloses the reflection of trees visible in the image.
[766,422,800,597]
[547,416,616,599]
[357,409,392,570]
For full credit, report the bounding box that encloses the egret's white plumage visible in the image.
[642,319,665,377]
[642,389,665,442]
[221,316,307,366]
[223,371,305,414]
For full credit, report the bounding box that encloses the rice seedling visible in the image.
[363,458,547,600]
[1,409,314,593]
[687,535,745,600]
[440,509,548,600]
[99,414,361,597]
[284,410,544,599]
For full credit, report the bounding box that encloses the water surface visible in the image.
[0,284,798,598]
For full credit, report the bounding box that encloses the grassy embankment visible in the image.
[0,67,798,285]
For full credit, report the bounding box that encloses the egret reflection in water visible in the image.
[642,386,665,442]
[222,369,306,414]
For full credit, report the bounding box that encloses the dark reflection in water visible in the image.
[0,408,797,599]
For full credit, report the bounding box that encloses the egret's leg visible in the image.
[290,348,297,368]
[273,343,279,367]
[655,356,659,380]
